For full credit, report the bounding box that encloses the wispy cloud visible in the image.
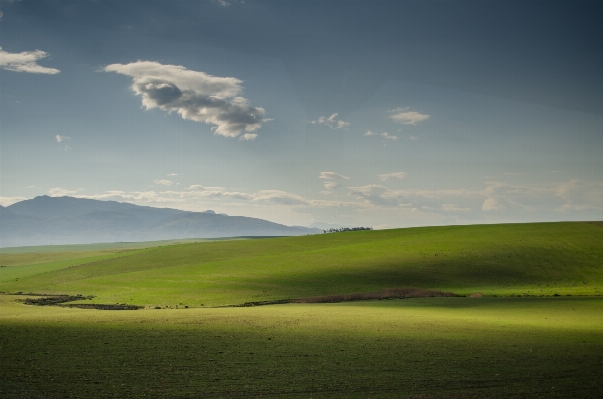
[389,107,430,125]
[167,173,178,176]
[378,172,406,181]
[319,172,350,180]
[319,172,350,190]
[153,179,174,186]
[103,61,267,138]
[441,204,470,212]
[349,184,410,207]
[0,46,60,74]
[49,188,83,196]
[365,130,398,141]
[0,196,27,207]
[48,186,360,211]
[310,113,350,129]
[55,135,70,143]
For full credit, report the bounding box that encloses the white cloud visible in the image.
[441,204,470,212]
[153,179,174,186]
[311,113,350,129]
[55,135,70,143]
[482,198,505,211]
[555,179,603,211]
[389,107,430,125]
[0,46,60,74]
[64,145,72,151]
[49,185,361,213]
[349,184,409,207]
[319,172,350,180]
[240,133,257,141]
[103,61,266,138]
[365,130,398,141]
[0,196,26,207]
[251,190,309,206]
[378,172,406,181]
[323,182,340,190]
[187,185,225,191]
[49,188,82,196]
[167,173,178,177]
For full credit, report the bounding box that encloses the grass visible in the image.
[1,294,602,398]
[1,222,602,397]
[1,222,602,306]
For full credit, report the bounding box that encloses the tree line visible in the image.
[322,227,373,233]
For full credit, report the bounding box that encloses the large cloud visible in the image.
[103,61,266,138]
[0,46,60,74]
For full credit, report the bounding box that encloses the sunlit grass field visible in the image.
[1,222,603,397]
[1,222,602,306]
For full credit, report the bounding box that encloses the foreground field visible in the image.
[1,222,602,306]
[1,294,602,398]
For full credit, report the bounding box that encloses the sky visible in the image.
[1,0,602,229]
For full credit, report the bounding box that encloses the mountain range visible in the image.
[0,196,321,248]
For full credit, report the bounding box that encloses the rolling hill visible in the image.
[2,222,602,306]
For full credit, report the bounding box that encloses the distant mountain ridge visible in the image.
[0,196,321,248]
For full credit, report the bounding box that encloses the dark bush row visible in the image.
[323,227,373,233]
[295,287,458,303]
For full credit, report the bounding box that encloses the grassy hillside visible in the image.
[1,222,602,306]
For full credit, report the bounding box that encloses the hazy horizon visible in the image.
[1,0,602,230]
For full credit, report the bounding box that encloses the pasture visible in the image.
[1,222,602,397]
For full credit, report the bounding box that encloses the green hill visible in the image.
[1,222,602,306]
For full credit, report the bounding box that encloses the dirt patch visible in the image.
[19,295,143,310]
[62,303,143,310]
[20,295,94,306]
[217,299,292,308]
[294,287,459,304]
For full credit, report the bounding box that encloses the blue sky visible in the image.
[1,0,602,228]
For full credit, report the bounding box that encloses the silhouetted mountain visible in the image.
[0,196,320,247]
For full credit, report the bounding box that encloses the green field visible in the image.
[1,222,603,398]
[2,222,602,306]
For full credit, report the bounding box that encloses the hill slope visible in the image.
[1,222,602,306]
[0,196,319,247]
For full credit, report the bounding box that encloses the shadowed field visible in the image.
[1,295,602,398]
